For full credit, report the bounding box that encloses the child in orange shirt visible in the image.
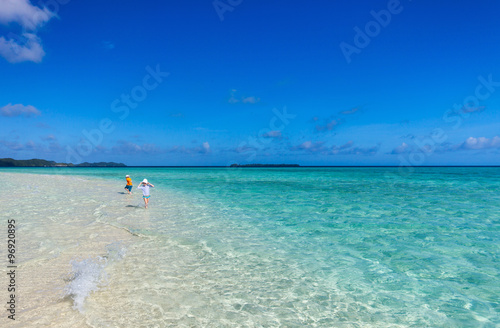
[124,175,133,194]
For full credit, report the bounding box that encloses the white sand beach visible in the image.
[1,172,138,327]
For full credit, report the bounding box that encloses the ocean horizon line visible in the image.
[2,165,500,168]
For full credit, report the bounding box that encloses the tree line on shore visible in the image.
[0,158,126,167]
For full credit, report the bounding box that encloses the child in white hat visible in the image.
[137,179,154,208]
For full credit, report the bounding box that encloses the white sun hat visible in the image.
[142,179,148,184]
[126,175,130,177]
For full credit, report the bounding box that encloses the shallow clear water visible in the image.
[1,167,499,327]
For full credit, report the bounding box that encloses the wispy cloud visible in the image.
[0,103,41,117]
[461,105,485,114]
[332,142,379,156]
[340,107,359,115]
[40,134,56,141]
[102,41,115,50]
[399,134,415,140]
[339,141,353,149]
[0,138,62,153]
[36,122,51,128]
[0,139,24,150]
[112,140,162,155]
[0,0,56,63]
[228,92,239,104]
[168,141,212,155]
[262,130,282,139]
[290,141,326,153]
[337,146,379,155]
[233,145,253,154]
[290,140,379,156]
[193,127,227,133]
[312,105,361,133]
[315,119,340,132]
[228,89,260,104]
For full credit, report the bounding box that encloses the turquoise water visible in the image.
[3,167,499,327]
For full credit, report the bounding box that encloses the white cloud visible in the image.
[262,130,282,138]
[299,141,312,149]
[228,89,260,104]
[242,96,260,104]
[391,142,410,154]
[0,0,54,30]
[0,33,45,63]
[461,136,500,150]
[0,0,55,63]
[404,136,500,154]
[0,103,41,117]
[202,141,210,153]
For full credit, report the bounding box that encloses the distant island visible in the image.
[0,158,126,167]
[229,164,300,167]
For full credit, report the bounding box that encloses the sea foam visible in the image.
[64,242,126,312]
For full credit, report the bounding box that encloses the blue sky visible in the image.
[1,0,500,166]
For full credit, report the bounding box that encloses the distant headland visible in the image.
[229,164,300,167]
[0,158,126,167]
